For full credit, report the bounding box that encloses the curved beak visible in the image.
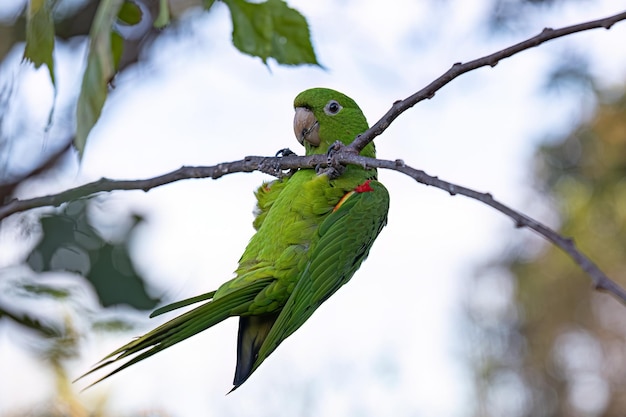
[293,107,320,146]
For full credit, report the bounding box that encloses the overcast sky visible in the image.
[2,1,626,416]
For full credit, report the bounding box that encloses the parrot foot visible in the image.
[261,148,298,179]
[316,141,345,179]
[275,148,296,157]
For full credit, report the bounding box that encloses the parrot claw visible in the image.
[259,158,284,178]
[275,148,296,158]
[315,141,345,179]
[326,141,343,155]
[265,148,297,178]
[314,163,325,175]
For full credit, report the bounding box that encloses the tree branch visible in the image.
[349,9,626,152]
[0,154,321,220]
[3,151,626,303]
[2,10,626,305]
[373,158,626,303]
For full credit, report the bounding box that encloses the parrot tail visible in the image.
[77,278,274,389]
[232,312,280,389]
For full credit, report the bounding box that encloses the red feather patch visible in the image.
[355,180,373,193]
[333,180,374,212]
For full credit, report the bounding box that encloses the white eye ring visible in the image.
[324,100,342,115]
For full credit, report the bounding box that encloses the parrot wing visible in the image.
[252,178,289,231]
[233,180,389,388]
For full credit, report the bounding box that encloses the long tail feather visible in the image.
[77,279,273,389]
[232,312,279,389]
[150,291,216,318]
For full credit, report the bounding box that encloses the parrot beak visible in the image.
[293,107,320,146]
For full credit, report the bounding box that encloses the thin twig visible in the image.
[349,10,626,152]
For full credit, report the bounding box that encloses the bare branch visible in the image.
[6,10,624,217]
[3,151,626,304]
[0,154,322,220]
[0,139,73,205]
[2,11,626,304]
[365,157,626,304]
[349,9,626,152]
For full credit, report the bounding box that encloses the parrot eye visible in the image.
[324,100,342,115]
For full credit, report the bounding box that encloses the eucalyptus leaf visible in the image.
[225,0,319,66]
[117,0,142,26]
[154,0,171,28]
[75,0,124,157]
[24,0,56,84]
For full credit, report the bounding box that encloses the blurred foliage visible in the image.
[73,0,126,157]
[0,0,620,414]
[2,0,319,158]
[0,198,161,414]
[1,308,163,416]
[26,199,159,309]
[486,0,590,32]
[23,0,57,84]
[0,0,318,416]
[0,0,316,346]
[0,300,62,338]
[0,3,317,405]
[468,87,626,416]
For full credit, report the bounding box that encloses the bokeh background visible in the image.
[2,1,626,416]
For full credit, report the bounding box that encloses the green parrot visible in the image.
[80,88,390,391]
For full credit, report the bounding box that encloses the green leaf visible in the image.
[154,0,171,28]
[20,283,71,299]
[111,30,124,70]
[224,0,319,66]
[117,0,142,26]
[92,318,135,332]
[23,0,56,84]
[26,200,160,310]
[0,307,61,338]
[75,0,125,157]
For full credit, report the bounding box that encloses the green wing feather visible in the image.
[150,291,216,318]
[78,178,293,387]
[252,178,288,230]
[240,180,389,386]
[77,278,273,388]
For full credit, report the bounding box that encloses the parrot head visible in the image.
[293,88,375,158]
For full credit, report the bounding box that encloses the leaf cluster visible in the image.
[20,0,319,156]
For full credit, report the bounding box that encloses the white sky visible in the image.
[1,1,626,416]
